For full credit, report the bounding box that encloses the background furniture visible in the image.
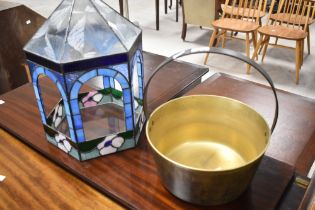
[269,0,315,55]
[252,0,315,84]
[204,0,264,73]
[0,5,45,94]
[181,0,217,40]
[221,0,268,25]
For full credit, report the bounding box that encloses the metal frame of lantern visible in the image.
[24,0,145,161]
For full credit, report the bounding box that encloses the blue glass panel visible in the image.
[103,77,110,89]
[73,115,83,129]
[109,77,115,88]
[126,117,133,131]
[70,82,81,99]
[57,82,67,102]
[33,66,45,82]
[79,70,97,83]
[64,101,71,115]
[37,100,44,113]
[33,85,41,100]
[138,76,143,88]
[36,98,46,124]
[27,60,37,73]
[69,128,76,141]
[124,103,132,118]
[36,66,45,74]
[76,129,85,142]
[115,74,129,89]
[70,99,80,115]
[65,71,84,92]
[137,62,143,75]
[44,69,58,83]
[52,70,66,90]
[123,89,131,103]
[111,63,129,79]
[139,89,143,100]
[98,69,116,78]
[66,115,73,129]
[39,111,47,124]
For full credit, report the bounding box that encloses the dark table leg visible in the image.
[165,0,167,14]
[119,0,123,16]
[176,0,178,22]
[156,0,159,30]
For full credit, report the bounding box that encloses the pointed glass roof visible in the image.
[24,0,141,64]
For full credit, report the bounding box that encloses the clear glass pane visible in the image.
[24,0,141,64]
[24,0,73,62]
[92,0,141,49]
[79,76,126,141]
[62,0,127,63]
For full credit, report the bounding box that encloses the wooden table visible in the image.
[187,73,315,176]
[0,52,207,209]
[155,0,224,30]
[2,62,315,209]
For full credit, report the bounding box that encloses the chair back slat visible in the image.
[247,0,254,20]
[266,0,278,23]
[249,0,258,20]
[299,0,308,28]
[237,0,244,19]
[222,0,265,23]
[268,0,314,31]
[303,0,313,30]
[243,0,249,18]
[287,0,300,28]
[222,0,230,18]
[256,0,264,21]
[231,0,238,18]
[262,0,268,14]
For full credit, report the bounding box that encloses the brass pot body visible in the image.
[146,95,270,205]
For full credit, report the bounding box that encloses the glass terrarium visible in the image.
[23,0,145,161]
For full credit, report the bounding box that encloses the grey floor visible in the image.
[2,0,315,99]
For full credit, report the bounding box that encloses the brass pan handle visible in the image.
[144,47,279,133]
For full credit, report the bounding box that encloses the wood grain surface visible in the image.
[0,71,298,209]
[186,73,315,176]
[0,5,45,94]
[0,52,207,209]
[0,129,123,210]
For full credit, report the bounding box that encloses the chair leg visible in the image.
[251,34,264,65]
[165,0,168,14]
[222,30,226,48]
[216,35,221,47]
[181,23,187,40]
[295,40,302,84]
[307,25,310,55]
[258,36,266,55]
[246,33,251,74]
[301,39,304,66]
[261,36,270,62]
[275,37,278,45]
[252,31,257,50]
[176,0,179,22]
[204,29,218,65]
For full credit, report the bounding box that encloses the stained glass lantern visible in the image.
[23,0,145,161]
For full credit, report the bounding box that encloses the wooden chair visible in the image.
[204,0,264,73]
[269,0,315,54]
[252,0,315,84]
[221,0,268,25]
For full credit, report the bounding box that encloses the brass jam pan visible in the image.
[144,47,279,206]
